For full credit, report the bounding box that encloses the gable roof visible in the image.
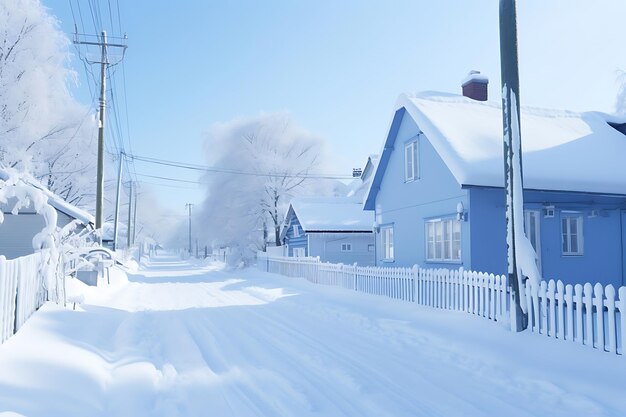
[0,168,95,225]
[365,91,626,209]
[282,197,373,239]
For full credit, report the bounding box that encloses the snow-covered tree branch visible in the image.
[0,0,97,209]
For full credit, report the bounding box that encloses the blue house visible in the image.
[364,72,626,288]
[281,197,375,265]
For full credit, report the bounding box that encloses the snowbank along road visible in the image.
[0,254,625,417]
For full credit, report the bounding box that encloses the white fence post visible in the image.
[605,285,616,354]
[583,283,594,347]
[564,284,574,341]
[594,283,605,350]
[617,287,626,355]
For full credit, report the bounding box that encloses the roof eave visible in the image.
[363,106,407,211]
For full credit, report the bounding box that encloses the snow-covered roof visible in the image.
[286,197,373,234]
[365,91,626,209]
[0,168,94,225]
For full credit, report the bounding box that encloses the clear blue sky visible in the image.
[42,0,626,212]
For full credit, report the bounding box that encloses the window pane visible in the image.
[427,223,435,259]
[382,229,387,257]
[453,221,461,260]
[443,220,451,260]
[413,141,418,179]
[562,218,568,253]
[570,217,577,236]
[389,228,394,259]
[435,222,443,259]
[405,145,413,180]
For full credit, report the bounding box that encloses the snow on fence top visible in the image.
[394,91,626,195]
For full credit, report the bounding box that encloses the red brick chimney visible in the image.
[462,70,488,101]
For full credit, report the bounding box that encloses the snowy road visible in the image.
[1,254,625,417]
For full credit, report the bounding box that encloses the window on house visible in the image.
[404,141,419,182]
[293,225,300,237]
[426,218,461,262]
[562,214,583,255]
[293,247,306,257]
[341,243,352,252]
[381,226,394,261]
[524,210,542,269]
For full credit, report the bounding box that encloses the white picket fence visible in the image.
[258,254,509,321]
[525,279,626,354]
[0,252,60,344]
[257,253,626,355]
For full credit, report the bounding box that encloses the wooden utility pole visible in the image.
[73,31,128,243]
[499,0,528,331]
[127,181,133,248]
[185,203,193,254]
[132,188,138,245]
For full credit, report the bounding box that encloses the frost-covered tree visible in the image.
[0,0,97,208]
[198,113,331,256]
[615,70,626,116]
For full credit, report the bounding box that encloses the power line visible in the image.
[135,179,199,190]
[127,153,353,180]
[135,172,205,185]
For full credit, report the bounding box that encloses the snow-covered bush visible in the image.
[0,168,95,304]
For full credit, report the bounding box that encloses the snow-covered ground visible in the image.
[0,254,625,417]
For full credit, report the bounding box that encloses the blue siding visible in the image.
[468,187,507,274]
[309,233,375,265]
[284,215,308,256]
[373,111,469,268]
[469,187,626,287]
[370,107,626,287]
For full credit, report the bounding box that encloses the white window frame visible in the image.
[381,225,394,261]
[404,140,419,182]
[293,225,300,238]
[561,213,583,256]
[341,243,352,252]
[293,247,306,257]
[524,210,542,270]
[425,217,461,262]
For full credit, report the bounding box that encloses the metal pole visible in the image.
[95,31,107,242]
[500,0,528,331]
[112,151,123,251]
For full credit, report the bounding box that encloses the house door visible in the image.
[524,210,542,272]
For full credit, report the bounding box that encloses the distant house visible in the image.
[281,197,375,265]
[0,169,95,260]
[365,72,626,287]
